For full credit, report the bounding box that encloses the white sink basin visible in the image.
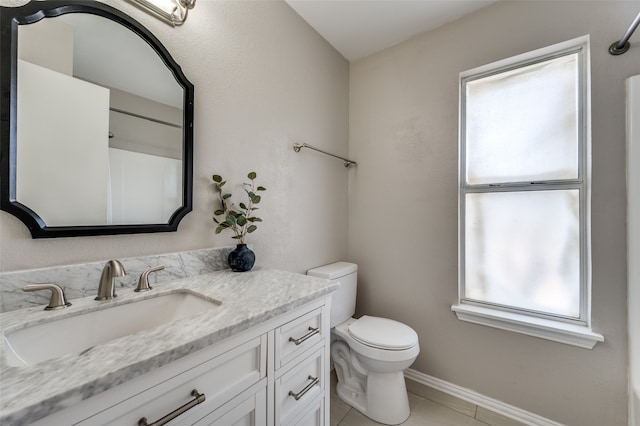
[3,291,221,367]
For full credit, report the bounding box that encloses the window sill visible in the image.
[451,304,604,349]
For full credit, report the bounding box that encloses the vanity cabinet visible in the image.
[28,297,331,426]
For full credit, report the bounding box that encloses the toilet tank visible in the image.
[307,262,357,328]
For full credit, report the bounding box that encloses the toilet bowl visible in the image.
[332,316,419,424]
[307,262,420,425]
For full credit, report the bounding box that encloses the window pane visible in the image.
[464,190,580,317]
[465,54,579,185]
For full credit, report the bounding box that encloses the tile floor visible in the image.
[329,372,527,426]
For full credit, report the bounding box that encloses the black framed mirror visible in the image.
[0,1,194,238]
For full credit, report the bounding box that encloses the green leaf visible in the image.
[212,172,264,239]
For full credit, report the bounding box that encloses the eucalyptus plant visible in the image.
[212,172,266,244]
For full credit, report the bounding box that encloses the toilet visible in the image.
[307,262,419,425]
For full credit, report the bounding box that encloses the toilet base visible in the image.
[335,370,411,425]
[368,371,411,424]
[332,340,411,425]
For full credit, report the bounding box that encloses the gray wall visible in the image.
[0,0,350,274]
[348,2,638,425]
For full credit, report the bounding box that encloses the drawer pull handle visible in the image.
[288,375,320,401]
[138,389,206,426]
[289,326,320,345]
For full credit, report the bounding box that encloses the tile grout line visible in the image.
[409,391,492,426]
[339,390,495,426]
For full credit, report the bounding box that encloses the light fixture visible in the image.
[127,0,196,26]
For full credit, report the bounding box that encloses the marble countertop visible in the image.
[0,267,336,425]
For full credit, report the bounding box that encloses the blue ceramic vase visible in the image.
[228,244,255,272]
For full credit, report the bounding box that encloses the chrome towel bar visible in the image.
[293,143,357,168]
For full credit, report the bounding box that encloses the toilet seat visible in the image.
[348,316,418,350]
[332,317,420,364]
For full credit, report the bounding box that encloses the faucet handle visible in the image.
[23,284,72,310]
[135,265,165,292]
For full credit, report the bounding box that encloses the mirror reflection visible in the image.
[16,12,184,226]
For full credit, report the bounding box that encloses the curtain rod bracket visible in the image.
[609,41,630,56]
[293,143,357,168]
[610,11,640,56]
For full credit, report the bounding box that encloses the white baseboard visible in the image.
[404,369,565,426]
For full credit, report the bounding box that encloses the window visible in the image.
[452,36,603,348]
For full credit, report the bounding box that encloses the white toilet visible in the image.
[307,262,419,425]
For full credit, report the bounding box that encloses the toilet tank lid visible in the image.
[307,262,357,279]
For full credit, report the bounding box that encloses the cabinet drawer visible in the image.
[275,307,324,369]
[275,348,324,425]
[284,397,324,426]
[79,335,267,425]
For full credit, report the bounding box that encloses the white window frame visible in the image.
[452,36,603,349]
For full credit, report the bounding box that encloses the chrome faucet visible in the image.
[95,260,126,300]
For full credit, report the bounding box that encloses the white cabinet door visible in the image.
[284,397,324,426]
[194,382,267,426]
[275,348,325,425]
